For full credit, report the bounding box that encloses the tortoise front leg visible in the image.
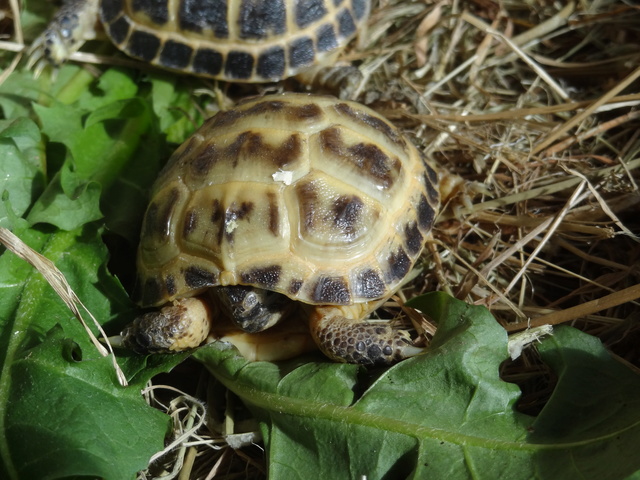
[29,0,101,74]
[308,304,423,365]
[121,297,213,353]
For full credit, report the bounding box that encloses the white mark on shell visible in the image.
[272,169,294,185]
[225,219,239,234]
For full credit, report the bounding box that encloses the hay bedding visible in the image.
[365,0,640,411]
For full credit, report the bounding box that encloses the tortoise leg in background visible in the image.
[295,62,364,100]
[28,0,100,74]
[308,303,424,365]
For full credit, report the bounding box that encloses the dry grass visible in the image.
[4,0,640,478]
[356,0,640,335]
[362,0,640,413]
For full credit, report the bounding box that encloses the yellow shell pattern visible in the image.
[135,93,439,308]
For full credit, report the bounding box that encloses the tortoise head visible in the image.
[216,285,291,333]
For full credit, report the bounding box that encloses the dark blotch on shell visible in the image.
[165,274,177,296]
[313,276,351,304]
[208,108,244,129]
[354,268,386,298]
[190,144,220,177]
[267,191,280,236]
[159,40,193,70]
[211,198,223,223]
[348,143,399,189]
[336,8,356,37]
[256,46,286,80]
[106,17,130,45]
[183,209,198,237]
[320,127,400,189]
[235,201,254,219]
[241,265,282,288]
[292,103,323,120]
[289,278,303,295]
[404,222,424,256]
[239,0,286,40]
[332,194,363,237]
[225,51,254,79]
[351,0,368,19]
[190,132,247,173]
[316,23,338,52]
[296,180,319,231]
[417,194,435,231]
[100,0,123,22]
[243,99,287,115]
[184,266,217,289]
[128,30,161,61]
[296,0,327,28]
[132,0,169,24]
[424,167,439,204]
[221,201,254,242]
[289,36,315,68]
[245,131,303,168]
[179,0,228,37]
[192,48,224,76]
[207,100,289,129]
[334,103,404,147]
[387,247,411,281]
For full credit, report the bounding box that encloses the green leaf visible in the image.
[0,117,41,151]
[34,96,152,189]
[27,167,103,230]
[0,118,44,227]
[530,326,640,479]
[29,94,156,230]
[149,74,203,143]
[194,292,640,480]
[76,68,139,111]
[5,328,170,480]
[0,61,189,480]
[0,223,172,480]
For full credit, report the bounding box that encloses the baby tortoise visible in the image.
[121,92,440,365]
[29,0,369,83]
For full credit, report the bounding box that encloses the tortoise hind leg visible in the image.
[308,304,424,365]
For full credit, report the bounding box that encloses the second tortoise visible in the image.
[30,0,369,83]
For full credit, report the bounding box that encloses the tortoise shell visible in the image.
[99,0,370,81]
[135,93,439,309]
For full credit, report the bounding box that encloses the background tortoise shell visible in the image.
[100,0,370,81]
[135,93,439,309]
